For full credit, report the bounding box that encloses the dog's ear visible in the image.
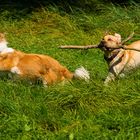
[114,33,121,43]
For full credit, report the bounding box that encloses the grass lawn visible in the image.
[1,3,140,140]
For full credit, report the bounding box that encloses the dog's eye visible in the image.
[108,38,112,41]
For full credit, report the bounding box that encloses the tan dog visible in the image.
[0,33,90,86]
[98,33,140,84]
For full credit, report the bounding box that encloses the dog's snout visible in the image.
[100,40,105,45]
[98,41,105,48]
[101,39,105,43]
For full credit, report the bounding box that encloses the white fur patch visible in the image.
[0,41,14,54]
[1,48,14,54]
[0,42,8,52]
[11,66,21,75]
[74,66,90,81]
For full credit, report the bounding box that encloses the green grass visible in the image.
[1,3,140,140]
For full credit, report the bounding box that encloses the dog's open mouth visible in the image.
[98,41,113,51]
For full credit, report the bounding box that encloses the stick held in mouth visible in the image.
[121,32,134,45]
[59,32,135,51]
[59,45,98,49]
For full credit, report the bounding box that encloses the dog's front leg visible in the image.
[104,51,129,85]
[104,66,124,85]
[104,64,125,85]
[104,70,116,85]
[105,62,128,85]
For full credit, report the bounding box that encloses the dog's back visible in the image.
[124,41,140,69]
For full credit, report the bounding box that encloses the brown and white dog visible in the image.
[0,33,90,86]
[98,33,140,84]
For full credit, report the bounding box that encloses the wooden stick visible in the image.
[112,45,140,52]
[59,45,98,49]
[121,32,134,45]
[59,32,136,51]
[59,44,140,52]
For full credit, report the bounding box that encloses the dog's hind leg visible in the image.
[42,70,57,87]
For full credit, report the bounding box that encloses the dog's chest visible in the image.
[104,50,120,64]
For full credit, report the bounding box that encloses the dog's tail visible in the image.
[61,66,90,82]
[73,66,90,81]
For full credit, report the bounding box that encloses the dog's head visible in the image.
[98,33,122,51]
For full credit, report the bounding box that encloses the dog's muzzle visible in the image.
[98,40,104,48]
[98,41,111,51]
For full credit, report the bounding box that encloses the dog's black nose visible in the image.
[101,39,105,43]
[98,41,104,48]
